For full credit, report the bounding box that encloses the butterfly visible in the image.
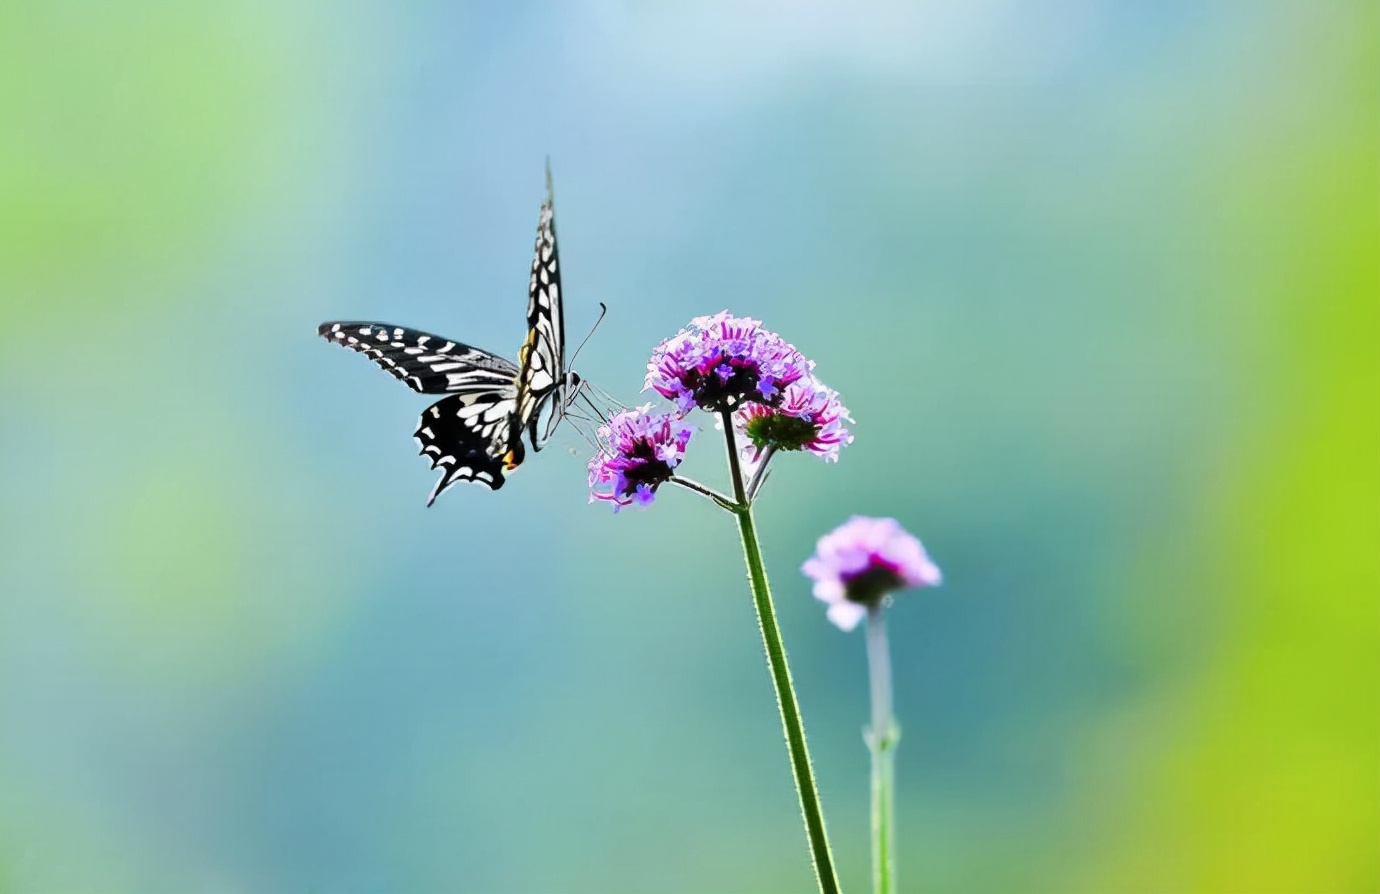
[318,167,598,505]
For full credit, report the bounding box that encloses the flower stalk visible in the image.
[597,313,858,891]
[865,606,897,894]
[668,475,737,511]
[744,444,777,501]
[802,516,942,894]
[722,411,841,894]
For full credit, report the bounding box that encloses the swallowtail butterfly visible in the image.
[319,167,593,505]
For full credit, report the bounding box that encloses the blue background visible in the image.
[1,3,1376,891]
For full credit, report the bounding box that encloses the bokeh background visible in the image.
[2,3,1376,892]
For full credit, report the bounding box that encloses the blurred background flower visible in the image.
[0,2,1375,892]
[803,516,941,632]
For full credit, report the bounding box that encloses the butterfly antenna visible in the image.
[545,157,554,207]
[567,302,608,372]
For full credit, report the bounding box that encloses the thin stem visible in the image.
[866,606,898,894]
[721,410,841,894]
[668,475,738,512]
[745,444,778,501]
[721,409,750,506]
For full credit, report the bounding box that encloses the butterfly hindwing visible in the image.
[414,392,524,504]
[318,321,518,394]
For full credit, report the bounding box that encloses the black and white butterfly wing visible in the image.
[415,391,523,504]
[317,169,594,504]
[318,321,518,394]
[320,320,526,503]
[513,166,569,450]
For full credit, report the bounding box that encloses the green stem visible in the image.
[866,606,897,894]
[721,410,841,894]
[745,444,778,501]
[668,474,737,512]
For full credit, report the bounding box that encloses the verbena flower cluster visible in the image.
[589,311,852,510]
[587,405,695,510]
[735,377,854,463]
[646,312,815,413]
[801,516,941,631]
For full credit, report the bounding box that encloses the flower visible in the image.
[735,376,854,463]
[645,311,814,414]
[801,516,941,631]
[587,405,695,510]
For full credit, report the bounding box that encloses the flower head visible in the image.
[645,312,814,414]
[801,516,941,631]
[588,405,695,510]
[735,376,854,463]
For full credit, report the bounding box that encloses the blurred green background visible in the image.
[1,3,1376,892]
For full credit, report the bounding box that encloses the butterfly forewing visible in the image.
[318,322,518,394]
[513,171,567,445]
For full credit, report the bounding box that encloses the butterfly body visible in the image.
[318,169,585,505]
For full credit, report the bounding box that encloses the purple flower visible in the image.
[735,376,854,463]
[801,516,941,631]
[588,405,695,511]
[645,311,814,414]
